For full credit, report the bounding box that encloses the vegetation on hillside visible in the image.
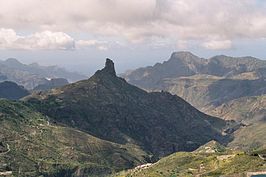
[113,142,266,177]
[0,99,147,176]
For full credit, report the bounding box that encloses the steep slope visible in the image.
[228,122,266,151]
[0,58,86,89]
[24,58,227,158]
[207,95,266,151]
[0,99,147,177]
[0,81,29,100]
[155,76,266,109]
[208,95,266,123]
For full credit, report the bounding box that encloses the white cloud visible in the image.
[0,29,75,50]
[177,40,188,50]
[76,40,108,50]
[202,40,232,50]
[0,28,110,50]
[0,0,266,50]
[97,46,108,51]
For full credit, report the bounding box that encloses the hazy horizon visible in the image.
[1,49,266,76]
[1,0,266,75]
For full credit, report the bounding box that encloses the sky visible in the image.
[0,0,266,75]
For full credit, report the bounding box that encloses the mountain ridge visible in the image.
[24,58,228,158]
[123,51,266,87]
[121,51,266,153]
[0,58,87,89]
[122,51,266,110]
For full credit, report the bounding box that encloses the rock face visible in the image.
[0,81,29,100]
[102,58,116,76]
[25,58,227,157]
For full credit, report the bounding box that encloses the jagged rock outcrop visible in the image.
[101,58,116,76]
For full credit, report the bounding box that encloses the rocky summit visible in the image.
[25,58,228,158]
[100,58,116,76]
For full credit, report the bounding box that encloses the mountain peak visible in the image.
[4,58,23,66]
[171,51,197,58]
[5,58,20,62]
[96,58,116,76]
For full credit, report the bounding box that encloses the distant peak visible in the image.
[171,51,197,58]
[5,58,21,64]
[4,58,25,68]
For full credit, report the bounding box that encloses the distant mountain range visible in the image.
[122,51,266,120]
[0,79,68,100]
[0,58,87,90]
[123,51,266,87]
[122,51,266,151]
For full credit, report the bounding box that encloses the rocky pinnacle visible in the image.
[102,58,116,76]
